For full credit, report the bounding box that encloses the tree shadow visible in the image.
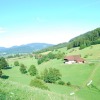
[88,84,100,93]
[91,84,100,92]
[1,75,9,79]
[3,66,12,70]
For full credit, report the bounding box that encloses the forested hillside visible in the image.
[35,28,100,53]
[67,28,100,49]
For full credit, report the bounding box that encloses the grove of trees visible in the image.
[37,52,65,65]
[41,68,61,83]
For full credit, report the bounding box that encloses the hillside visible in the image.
[36,28,100,53]
[35,42,67,54]
[0,28,100,100]
[0,44,100,100]
[0,79,74,100]
[67,27,100,49]
[0,43,53,54]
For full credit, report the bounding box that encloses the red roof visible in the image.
[64,55,84,62]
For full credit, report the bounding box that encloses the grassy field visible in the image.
[54,44,100,60]
[0,79,76,100]
[1,44,100,100]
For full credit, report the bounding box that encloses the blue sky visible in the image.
[0,0,100,47]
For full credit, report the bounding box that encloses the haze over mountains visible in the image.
[0,43,53,54]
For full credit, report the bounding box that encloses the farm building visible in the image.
[64,55,85,64]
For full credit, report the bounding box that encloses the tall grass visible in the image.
[0,79,77,100]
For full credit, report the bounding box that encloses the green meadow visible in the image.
[1,44,100,100]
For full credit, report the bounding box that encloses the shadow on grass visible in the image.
[88,84,100,93]
[91,84,100,92]
[1,75,9,79]
[3,66,12,70]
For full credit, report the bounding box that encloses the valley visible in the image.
[0,44,100,100]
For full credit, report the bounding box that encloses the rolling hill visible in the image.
[0,43,53,54]
[0,28,100,100]
[1,44,100,100]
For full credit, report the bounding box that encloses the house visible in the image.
[64,55,85,64]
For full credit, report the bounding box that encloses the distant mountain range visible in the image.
[0,43,53,54]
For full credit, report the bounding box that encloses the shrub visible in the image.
[84,55,88,58]
[28,65,37,76]
[14,61,19,66]
[67,82,71,86]
[19,64,27,74]
[0,70,2,77]
[0,57,8,69]
[36,75,41,79]
[58,80,65,85]
[30,78,49,90]
[37,59,43,65]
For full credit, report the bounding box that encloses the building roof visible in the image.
[64,55,84,62]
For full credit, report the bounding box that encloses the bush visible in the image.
[28,65,37,76]
[0,57,8,69]
[30,78,49,90]
[84,55,88,58]
[55,52,65,59]
[67,82,71,86]
[36,75,41,79]
[0,70,2,77]
[58,80,65,85]
[19,64,27,74]
[14,61,19,66]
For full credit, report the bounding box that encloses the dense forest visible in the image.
[67,27,100,49]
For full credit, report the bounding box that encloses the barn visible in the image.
[64,55,85,64]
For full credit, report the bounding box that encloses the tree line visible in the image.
[67,28,100,49]
[35,52,65,65]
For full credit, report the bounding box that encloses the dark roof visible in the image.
[64,55,84,62]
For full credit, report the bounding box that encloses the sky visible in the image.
[0,0,100,47]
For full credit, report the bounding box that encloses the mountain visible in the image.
[0,43,53,54]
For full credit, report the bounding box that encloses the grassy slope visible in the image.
[56,44,100,60]
[0,79,75,100]
[1,44,100,100]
